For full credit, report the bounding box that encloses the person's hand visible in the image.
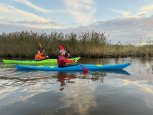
[43,50,45,52]
[68,53,70,57]
[75,60,78,62]
[46,56,48,58]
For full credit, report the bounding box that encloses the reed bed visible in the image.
[0,31,153,58]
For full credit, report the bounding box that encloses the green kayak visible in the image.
[2,57,81,64]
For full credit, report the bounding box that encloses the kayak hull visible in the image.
[15,63,132,71]
[2,57,81,64]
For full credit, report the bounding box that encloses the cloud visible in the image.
[1,14,153,43]
[13,0,72,13]
[63,0,96,24]
[1,1,153,43]
[0,18,61,26]
[89,16,153,42]
[0,3,61,28]
[56,15,153,43]
[138,4,153,16]
[13,0,50,12]
[0,23,40,33]
[112,4,153,18]
[17,20,60,26]
[111,9,130,17]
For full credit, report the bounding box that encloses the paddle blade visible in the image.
[82,71,88,75]
[60,45,65,50]
[80,65,89,72]
[39,43,42,48]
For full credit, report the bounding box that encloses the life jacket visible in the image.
[57,55,74,67]
[35,54,40,61]
[57,55,66,67]
[35,52,46,61]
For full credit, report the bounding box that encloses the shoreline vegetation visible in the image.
[0,31,153,58]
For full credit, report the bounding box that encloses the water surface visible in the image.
[0,57,153,115]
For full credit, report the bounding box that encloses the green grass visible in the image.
[0,30,153,58]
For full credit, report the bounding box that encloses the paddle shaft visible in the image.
[66,52,89,72]
[42,48,48,57]
[39,43,49,58]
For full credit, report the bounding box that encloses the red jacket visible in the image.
[57,55,74,66]
[35,52,46,61]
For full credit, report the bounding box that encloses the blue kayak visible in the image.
[15,63,132,71]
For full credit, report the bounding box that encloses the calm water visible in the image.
[0,57,153,115]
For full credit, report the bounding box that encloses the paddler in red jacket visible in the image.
[57,49,77,67]
[35,50,48,61]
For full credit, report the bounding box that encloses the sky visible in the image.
[0,0,153,43]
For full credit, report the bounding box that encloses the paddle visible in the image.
[39,43,48,58]
[60,45,89,72]
[39,43,53,64]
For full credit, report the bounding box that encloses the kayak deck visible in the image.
[2,57,81,64]
[15,63,132,71]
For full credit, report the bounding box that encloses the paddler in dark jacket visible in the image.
[57,49,77,67]
[35,50,48,61]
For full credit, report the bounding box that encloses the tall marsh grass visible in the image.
[0,31,153,58]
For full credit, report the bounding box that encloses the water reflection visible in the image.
[0,68,131,93]
[0,69,130,106]
[1,57,153,115]
[57,72,75,91]
[58,79,97,115]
